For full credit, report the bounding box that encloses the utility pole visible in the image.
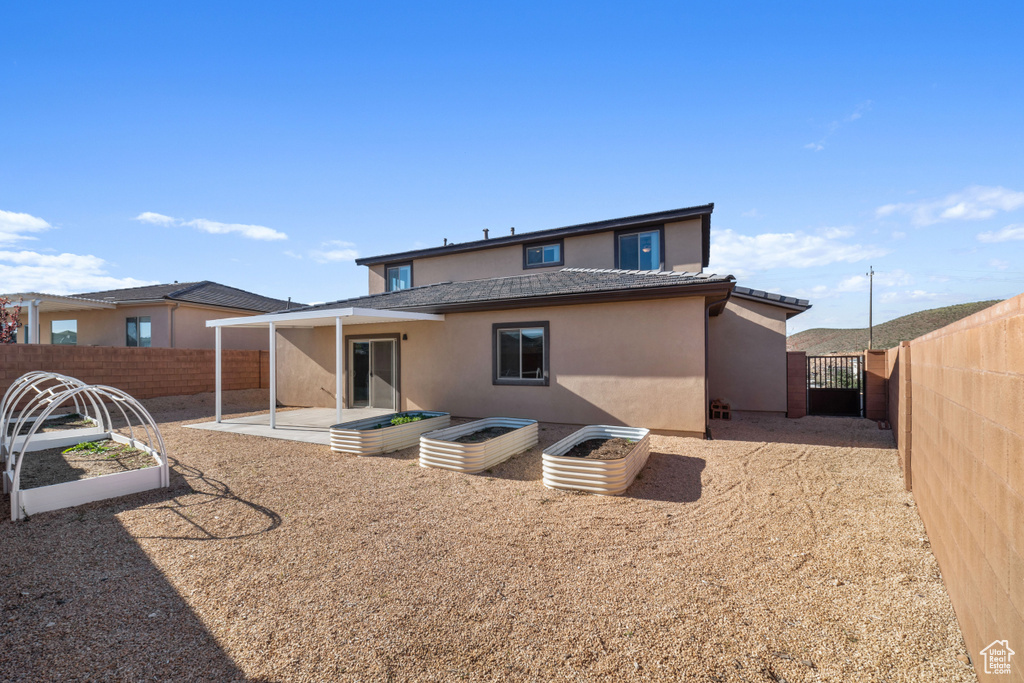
[867,265,874,350]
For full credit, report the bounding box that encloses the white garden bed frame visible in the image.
[330,411,450,456]
[1,371,103,478]
[419,417,538,473]
[2,372,169,521]
[542,425,651,495]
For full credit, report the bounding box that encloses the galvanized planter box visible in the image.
[419,417,538,473]
[542,425,651,496]
[330,411,450,456]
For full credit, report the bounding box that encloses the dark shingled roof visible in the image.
[286,268,734,315]
[355,204,715,268]
[732,286,811,311]
[74,281,298,313]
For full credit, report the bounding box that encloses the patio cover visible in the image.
[0,293,116,343]
[205,307,445,427]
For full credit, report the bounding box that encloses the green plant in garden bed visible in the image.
[62,441,110,455]
[371,412,428,428]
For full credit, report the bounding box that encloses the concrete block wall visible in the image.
[886,343,913,491]
[0,345,264,400]
[864,350,888,420]
[884,294,1023,678]
[786,351,807,418]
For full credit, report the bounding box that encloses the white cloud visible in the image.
[0,209,53,245]
[134,212,288,241]
[741,209,762,218]
[283,250,303,259]
[134,212,176,226]
[891,231,907,240]
[977,224,1024,243]
[876,186,1024,226]
[0,250,156,294]
[309,240,359,263]
[707,228,888,277]
[880,289,946,304]
[836,269,913,293]
[804,101,872,151]
[990,259,1010,271]
[820,227,855,239]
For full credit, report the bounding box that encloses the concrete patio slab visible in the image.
[185,407,393,445]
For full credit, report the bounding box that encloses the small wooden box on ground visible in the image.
[710,399,731,420]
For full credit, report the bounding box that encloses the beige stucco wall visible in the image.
[366,218,705,293]
[35,303,269,350]
[275,297,708,433]
[707,297,788,412]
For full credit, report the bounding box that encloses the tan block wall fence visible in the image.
[0,345,270,400]
[883,294,1024,679]
[785,351,807,418]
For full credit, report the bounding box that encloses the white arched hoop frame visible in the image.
[2,373,169,521]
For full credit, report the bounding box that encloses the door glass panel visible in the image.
[371,340,396,409]
[520,328,544,379]
[498,330,520,378]
[352,342,370,407]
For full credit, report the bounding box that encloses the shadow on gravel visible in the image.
[0,497,255,681]
[130,458,282,542]
[708,415,896,449]
[626,453,705,503]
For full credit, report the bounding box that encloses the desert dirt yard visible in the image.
[0,390,974,682]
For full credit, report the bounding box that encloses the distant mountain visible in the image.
[787,300,1002,354]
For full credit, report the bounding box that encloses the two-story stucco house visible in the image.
[209,204,809,436]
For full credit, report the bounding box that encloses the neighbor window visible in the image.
[616,228,663,270]
[126,316,151,347]
[386,263,412,292]
[493,322,549,386]
[523,241,564,269]
[51,320,77,345]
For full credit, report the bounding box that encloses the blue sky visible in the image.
[1,2,1021,333]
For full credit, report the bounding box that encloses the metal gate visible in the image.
[807,355,864,417]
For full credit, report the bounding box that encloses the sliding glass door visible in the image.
[350,339,397,410]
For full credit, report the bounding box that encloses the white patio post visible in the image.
[269,322,277,429]
[215,326,222,423]
[335,317,344,425]
[26,300,38,343]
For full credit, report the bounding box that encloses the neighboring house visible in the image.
[2,281,297,350]
[209,204,810,435]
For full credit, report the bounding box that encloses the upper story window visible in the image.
[616,227,663,271]
[493,322,549,386]
[386,262,412,292]
[126,316,151,347]
[51,320,77,345]
[523,240,564,269]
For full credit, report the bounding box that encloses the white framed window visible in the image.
[126,316,151,347]
[524,241,564,268]
[616,228,663,270]
[493,322,549,386]
[51,320,77,345]
[386,263,412,292]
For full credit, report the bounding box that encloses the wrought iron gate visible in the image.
[807,355,864,417]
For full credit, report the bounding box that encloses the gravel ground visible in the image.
[0,390,975,682]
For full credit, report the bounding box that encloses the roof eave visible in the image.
[368,279,735,315]
[355,204,715,266]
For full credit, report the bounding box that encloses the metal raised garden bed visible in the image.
[418,417,538,473]
[330,411,450,456]
[542,425,650,495]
